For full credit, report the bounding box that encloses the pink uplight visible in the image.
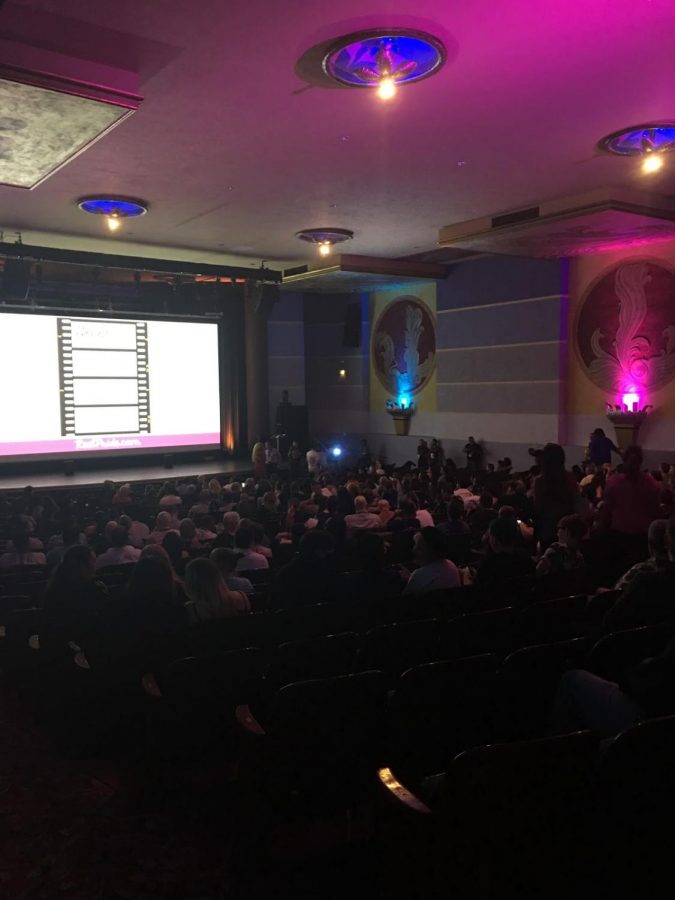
[621,390,640,411]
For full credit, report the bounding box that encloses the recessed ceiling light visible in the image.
[598,123,675,174]
[78,196,148,233]
[296,227,354,257]
[322,29,445,100]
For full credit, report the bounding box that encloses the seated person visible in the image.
[147,511,180,545]
[604,517,675,630]
[376,499,395,527]
[438,497,470,536]
[0,528,46,569]
[339,532,405,603]
[184,557,250,624]
[234,524,269,572]
[118,512,150,549]
[387,498,420,533]
[42,545,107,658]
[536,514,586,578]
[614,519,669,592]
[468,492,497,540]
[473,517,536,602]
[212,510,241,549]
[344,495,383,534]
[454,477,480,511]
[161,531,190,576]
[210,547,255,595]
[403,527,461,595]
[553,637,675,735]
[95,526,141,570]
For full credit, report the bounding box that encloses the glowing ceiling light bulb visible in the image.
[377,77,396,100]
[641,153,664,174]
[106,214,122,231]
[318,241,332,257]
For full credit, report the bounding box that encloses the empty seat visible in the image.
[498,637,592,740]
[253,670,389,809]
[361,619,440,681]
[517,594,589,646]
[188,612,275,656]
[275,602,354,643]
[264,631,360,694]
[389,654,499,782]
[439,608,514,661]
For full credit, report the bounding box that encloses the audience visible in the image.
[184,557,250,623]
[234,524,269,572]
[344,495,382,534]
[403,527,461,595]
[94,525,141,570]
[210,547,255,595]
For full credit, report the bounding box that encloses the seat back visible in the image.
[275,603,353,643]
[361,619,440,681]
[517,594,589,646]
[439,608,514,660]
[390,654,499,780]
[588,623,675,682]
[266,632,360,693]
[188,612,275,656]
[269,670,389,797]
[498,637,592,741]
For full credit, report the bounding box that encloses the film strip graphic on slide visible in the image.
[58,317,151,437]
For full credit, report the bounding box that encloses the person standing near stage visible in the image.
[251,436,266,479]
[464,436,484,473]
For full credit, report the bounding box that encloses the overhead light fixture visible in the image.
[598,123,675,175]
[296,227,354,257]
[323,29,445,100]
[78,196,148,233]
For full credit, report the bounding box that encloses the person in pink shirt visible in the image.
[601,446,661,536]
[600,445,661,576]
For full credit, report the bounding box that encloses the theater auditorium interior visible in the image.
[2,0,675,896]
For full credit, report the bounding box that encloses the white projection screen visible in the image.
[0,312,222,461]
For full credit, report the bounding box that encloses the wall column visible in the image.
[244,281,270,446]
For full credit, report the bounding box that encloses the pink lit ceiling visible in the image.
[1,0,675,266]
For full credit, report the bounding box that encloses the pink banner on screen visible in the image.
[0,433,221,457]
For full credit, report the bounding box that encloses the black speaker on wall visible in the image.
[343,301,361,347]
[254,283,279,317]
[1,259,31,301]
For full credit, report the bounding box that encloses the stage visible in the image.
[0,457,252,493]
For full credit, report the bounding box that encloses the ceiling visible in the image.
[1,0,675,269]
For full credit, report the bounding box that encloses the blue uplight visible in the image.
[325,30,445,89]
[331,445,343,458]
[398,395,410,409]
[599,124,675,156]
[78,197,148,217]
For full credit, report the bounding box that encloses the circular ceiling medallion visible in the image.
[598,123,675,156]
[323,29,445,89]
[372,295,436,396]
[295,227,354,245]
[78,196,148,218]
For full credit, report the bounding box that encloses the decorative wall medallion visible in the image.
[576,259,675,395]
[372,295,436,396]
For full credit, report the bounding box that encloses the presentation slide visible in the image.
[0,312,221,460]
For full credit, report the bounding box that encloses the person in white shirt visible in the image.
[454,478,480,512]
[345,496,383,534]
[403,527,460,595]
[416,505,435,528]
[234,524,269,572]
[95,526,141,570]
[306,445,326,476]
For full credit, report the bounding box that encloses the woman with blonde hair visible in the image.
[183,557,249,624]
